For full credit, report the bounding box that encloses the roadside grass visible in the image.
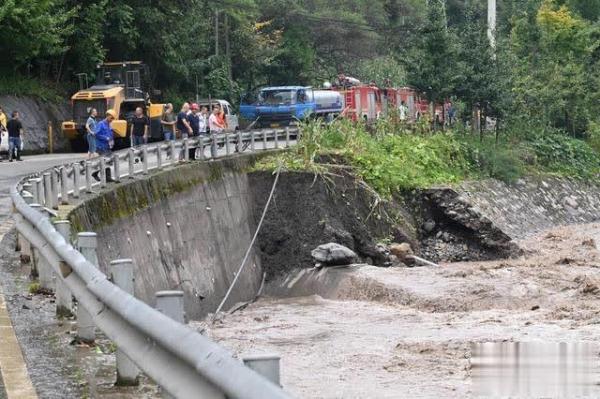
[254,117,600,197]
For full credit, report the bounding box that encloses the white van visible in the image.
[197,99,239,132]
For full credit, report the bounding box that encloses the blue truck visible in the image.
[239,86,343,128]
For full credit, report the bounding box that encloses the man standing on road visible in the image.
[199,106,208,136]
[130,107,149,147]
[176,103,192,138]
[85,108,98,159]
[161,103,176,141]
[6,111,24,162]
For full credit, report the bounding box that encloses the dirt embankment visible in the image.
[249,172,519,278]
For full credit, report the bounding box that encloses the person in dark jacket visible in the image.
[6,111,24,162]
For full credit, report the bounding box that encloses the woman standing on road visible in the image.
[85,108,98,159]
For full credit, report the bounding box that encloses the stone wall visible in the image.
[458,177,600,239]
[0,96,70,153]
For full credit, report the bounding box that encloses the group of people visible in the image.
[0,106,24,162]
[85,102,228,158]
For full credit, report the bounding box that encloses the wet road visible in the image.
[0,153,85,398]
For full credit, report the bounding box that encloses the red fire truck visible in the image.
[336,85,383,122]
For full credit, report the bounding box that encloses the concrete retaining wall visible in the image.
[69,156,264,319]
[0,96,70,153]
[458,177,600,239]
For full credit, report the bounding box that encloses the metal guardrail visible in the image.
[11,128,299,398]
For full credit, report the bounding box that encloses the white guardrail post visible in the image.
[85,161,93,193]
[77,232,97,343]
[53,220,73,317]
[110,259,140,386]
[113,153,121,182]
[72,162,81,199]
[43,172,52,208]
[29,204,53,290]
[60,166,69,205]
[50,169,59,209]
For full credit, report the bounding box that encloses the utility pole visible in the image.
[224,13,233,97]
[487,0,496,48]
[215,10,220,57]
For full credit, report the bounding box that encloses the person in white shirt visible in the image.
[199,106,208,135]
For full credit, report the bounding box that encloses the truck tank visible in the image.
[313,90,343,115]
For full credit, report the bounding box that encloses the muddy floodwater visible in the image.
[196,223,600,398]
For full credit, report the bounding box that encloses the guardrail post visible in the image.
[285,127,290,147]
[142,146,149,173]
[128,148,135,178]
[22,182,32,196]
[29,178,39,203]
[224,133,230,156]
[50,169,59,209]
[183,139,189,162]
[263,129,268,149]
[169,140,176,164]
[242,354,282,387]
[77,232,97,343]
[237,130,243,153]
[197,138,205,161]
[60,167,69,205]
[27,204,44,279]
[72,162,81,199]
[250,131,255,151]
[53,220,73,317]
[30,203,53,291]
[274,130,279,149]
[85,161,93,193]
[43,172,52,208]
[18,193,34,264]
[157,145,163,170]
[99,157,107,187]
[113,154,121,182]
[110,259,140,386]
[156,291,186,324]
[35,178,44,204]
[22,191,34,205]
[211,135,218,158]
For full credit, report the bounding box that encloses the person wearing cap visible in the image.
[95,109,116,155]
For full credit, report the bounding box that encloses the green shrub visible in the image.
[0,75,64,103]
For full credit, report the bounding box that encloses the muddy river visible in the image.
[196,223,600,398]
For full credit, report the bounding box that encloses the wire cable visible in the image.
[211,161,282,323]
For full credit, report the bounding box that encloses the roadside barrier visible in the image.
[11,128,298,398]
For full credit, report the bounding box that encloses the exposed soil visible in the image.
[196,223,600,398]
[249,172,519,280]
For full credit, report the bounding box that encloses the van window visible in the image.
[223,104,230,115]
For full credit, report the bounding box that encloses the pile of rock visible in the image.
[311,241,423,268]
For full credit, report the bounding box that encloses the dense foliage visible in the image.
[256,118,600,195]
[1,0,599,175]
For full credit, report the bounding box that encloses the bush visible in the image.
[0,75,64,103]
[525,133,600,178]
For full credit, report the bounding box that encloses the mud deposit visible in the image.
[197,223,600,398]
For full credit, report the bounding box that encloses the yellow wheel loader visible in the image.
[62,61,164,151]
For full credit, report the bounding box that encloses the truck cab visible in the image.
[240,86,318,128]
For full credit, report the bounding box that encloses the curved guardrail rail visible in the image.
[11,128,299,398]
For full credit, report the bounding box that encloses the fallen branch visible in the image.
[407,255,440,267]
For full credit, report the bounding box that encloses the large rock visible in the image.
[311,243,357,266]
[389,243,415,265]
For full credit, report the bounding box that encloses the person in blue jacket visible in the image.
[95,109,116,155]
[92,109,117,182]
